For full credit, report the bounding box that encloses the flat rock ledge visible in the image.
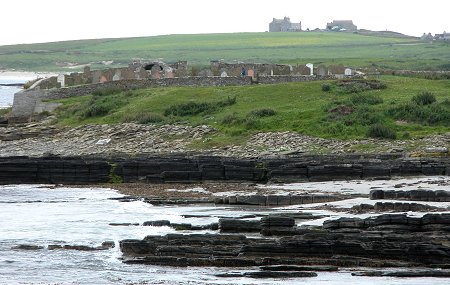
[119,213,450,270]
[0,153,448,185]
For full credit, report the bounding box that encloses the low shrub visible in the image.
[164,96,236,117]
[244,117,260,129]
[221,113,241,125]
[387,101,450,126]
[321,83,331,92]
[82,93,128,118]
[122,111,165,124]
[336,79,386,93]
[352,106,383,125]
[350,94,383,105]
[248,108,276,117]
[367,123,397,139]
[412,91,436,105]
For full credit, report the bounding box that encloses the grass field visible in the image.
[53,76,450,148]
[1,32,449,71]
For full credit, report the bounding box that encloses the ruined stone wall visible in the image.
[211,62,293,77]
[10,90,42,123]
[210,62,349,77]
[256,75,347,84]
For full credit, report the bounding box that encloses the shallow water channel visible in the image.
[0,180,449,285]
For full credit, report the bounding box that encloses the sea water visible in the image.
[0,73,40,108]
[0,79,21,108]
[1,184,449,285]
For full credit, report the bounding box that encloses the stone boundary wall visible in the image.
[0,154,448,185]
[40,76,253,100]
[10,74,358,123]
[379,70,450,77]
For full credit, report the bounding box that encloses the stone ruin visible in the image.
[55,61,187,88]
[35,60,354,90]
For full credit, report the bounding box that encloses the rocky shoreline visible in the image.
[0,122,449,158]
[118,187,450,278]
[2,121,450,280]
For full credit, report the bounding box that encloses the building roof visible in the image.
[331,20,354,24]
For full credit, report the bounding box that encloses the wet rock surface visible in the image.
[120,213,450,270]
[352,270,450,277]
[370,189,450,202]
[0,153,448,185]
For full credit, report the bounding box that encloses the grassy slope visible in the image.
[1,32,449,71]
[54,76,450,148]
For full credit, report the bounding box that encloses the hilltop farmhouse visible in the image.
[326,20,357,31]
[269,17,358,32]
[269,17,302,32]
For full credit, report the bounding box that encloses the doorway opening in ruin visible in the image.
[144,64,163,71]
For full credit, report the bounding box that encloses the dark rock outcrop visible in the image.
[214,194,344,206]
[48,241,115,251]
[352,270,450,277]
[370,189,450,202]
[0,154,448,185]
[351,202,444,213]
[121,214,450,268]
[219,219,261,233]
[216,271,318,278]
[11,244,44,250]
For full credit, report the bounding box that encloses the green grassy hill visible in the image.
[54,76,450,148]
[1,32,449,71]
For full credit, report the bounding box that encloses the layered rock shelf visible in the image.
[120,213,450,268]
[0,154,448,185]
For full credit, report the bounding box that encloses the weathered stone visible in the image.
[12,244,44,250]
[260,265,339,271]
[260,216,295,228]
[352,270,450,277]
[369,189,450,202]
[219,219,261,232]
[109,222,140,226]
[243,271,318,278]
[142,220,171,227]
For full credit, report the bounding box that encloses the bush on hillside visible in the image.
[221,113,241,125]
[248,108,276,117]
[164,97,236,117]
[122,111,165,124]
[367,123,397,139]
[387,101,450,126]
[82,93,128,118]
[321,83,331,92]
[336,79,386,93]
[412,91,436,105]
[350,93,383,105]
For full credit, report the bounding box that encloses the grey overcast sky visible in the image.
[1,0,449,46]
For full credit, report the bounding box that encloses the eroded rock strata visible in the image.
[0,154,448,184]
[120,213,450,269]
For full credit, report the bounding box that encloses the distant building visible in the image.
[434,31,450,41]
[326,20,357,31]
[269,17,302,32]
[421,32,434,41]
